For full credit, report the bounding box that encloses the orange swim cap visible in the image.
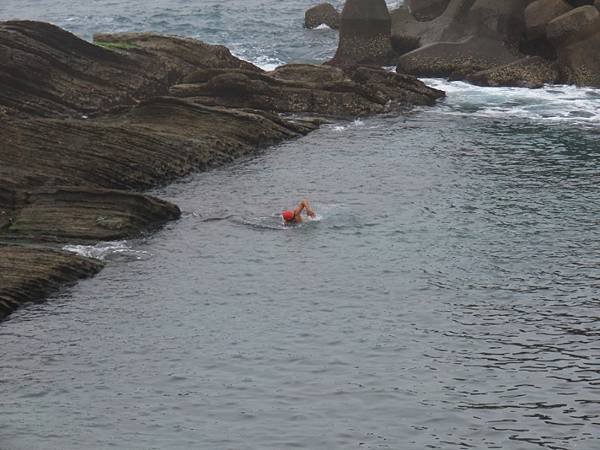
[282,210,294,221]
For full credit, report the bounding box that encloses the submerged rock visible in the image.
[329,0,395,66]
[305,3,340,30]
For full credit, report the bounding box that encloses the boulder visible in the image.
[466,56,559,88]
[329,0,394,66]
[463,0,535,47]
[391,0,535,47]
[390,1,474,46]
[406,0,451,21]
[547,6,600,86]
[546,5,600,44]
[397,36,521,78]
[305,3,340,29]
[525,0,573,41]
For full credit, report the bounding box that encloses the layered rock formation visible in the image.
[0,21,257,119]
[169,64,443,115]
[390,0,600,87]
[0,246,104,321]
[305,3,340,29]
[0,20,443,319]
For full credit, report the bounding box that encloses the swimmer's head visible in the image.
[282,210,294,222]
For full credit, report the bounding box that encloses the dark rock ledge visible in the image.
[0,20,443,320]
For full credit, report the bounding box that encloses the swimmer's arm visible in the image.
[301,199,316,218]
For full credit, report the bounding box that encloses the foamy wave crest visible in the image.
[331,118,365,132]
[253,55,286,72]
[230,48,285,72]
[423,79,600,128]
[63,241,150,261]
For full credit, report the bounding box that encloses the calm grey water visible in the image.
[1,1,600,450]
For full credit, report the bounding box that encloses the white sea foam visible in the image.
[253,55,286,72]
[331,118,365,132]
[63,241,150,261]
[314,24,333,30]
[423,78,600,128]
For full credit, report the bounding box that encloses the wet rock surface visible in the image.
[547,6,600,86]
[170,64,443,115]
[0,20,443,319]
[466,55,559,88]
[397,36,521,79]
[0,246,104,321]
[388,0,600,87]
[0,21,262,120]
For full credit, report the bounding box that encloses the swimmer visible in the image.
[282,199,316,225]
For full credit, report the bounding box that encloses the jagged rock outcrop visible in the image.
[547,6,600,86]
[169,64,444,115]
[305,3,340,29]
[466,56,559,88]
[329,0,395,66]
[0,21,262,119]
[0,246,104,321]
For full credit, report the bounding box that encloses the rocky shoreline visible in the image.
[0,19,444,320]
[308,0,600,88]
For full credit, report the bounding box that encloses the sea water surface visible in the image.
[1,1,600,449]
